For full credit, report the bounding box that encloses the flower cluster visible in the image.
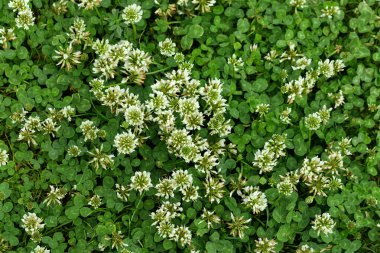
[89,40,232,180]
[149,169,199,245]
[0,27,16,49]
[13,106,75,146]
[280,54,345,104]
[253,133,287,174]
[277,137,350,199]
[9,0,35,30]
[21,212,45,242]
[304,105,332,131]
[67,18,91,47]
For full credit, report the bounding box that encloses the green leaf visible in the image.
[181,35,193,50]
[0,183,11,200]
[276,224,294,242]
[80,207,92,217]
[65,206,80,220]
[252,78,268,93]
[188,24,204,38]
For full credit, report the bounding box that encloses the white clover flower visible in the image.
[242,186,268,214]
[320,6,341,19]
[250,43,258,52]
[125,48,152,72]
[305,175,330,197]
[0,27,16,49]
[328,90,345,108]
[77,0,102,10]
[88,195,102,209]
[324,151,344,175]
[254,238,277,253]
[296,244,315,253]
[123,105,145,126]
[114,131,138,155]
[255,103,270,117]
[304,112,322,131]
[130,171,152,194]
[159,38,176,57]
[201,208,220,229]
[9,0,29,12]
[88,145,115,170]
[181,184,199,202]
[68,18,91,46]
[289,0,306,9]
[338,137,352,156]
[43,185,66,206]
[31,245,50,253]
[41,118,61,137]
[18,126,37,146]
[122,4,143,25]
[60,105,75,121]
[227,213,251,239]
[67,145,80,157]
[264,49,278,62]
[228,54,244,72]
[300,156,324,178]
[155,178,176,199]
[171,225,192,246]
[80,120,99,142]
[160,201,182,219]
[292,57,311,70]
[15,9,35,30]
[157,221,175,239]
[312,213,335,235]
[53,45,82,71]
[192,0,216,13]
[0,149,9,166]
[204,176,225,203]
[277,179,295,196]
[318,105,332,125]
[21,212,45,234]
[280,107,292,124]
[253,149,277,174]
[317,59,334,78]
[115,183,129,202]
[171,169,192,190]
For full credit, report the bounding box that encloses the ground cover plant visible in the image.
[0,0,379,252]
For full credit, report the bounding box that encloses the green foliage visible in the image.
[0,0,379,252]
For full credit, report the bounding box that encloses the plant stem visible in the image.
[128,192,145,236]
[308,130,312,153]
[132,24,137,42]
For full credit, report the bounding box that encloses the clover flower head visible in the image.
[114,130,138,155]
[0,149,9,166]
[122,4,143,24]
[312,212,335,235]
[130,171,152,193]
[21,212,45,234]
[254,237,277,253]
